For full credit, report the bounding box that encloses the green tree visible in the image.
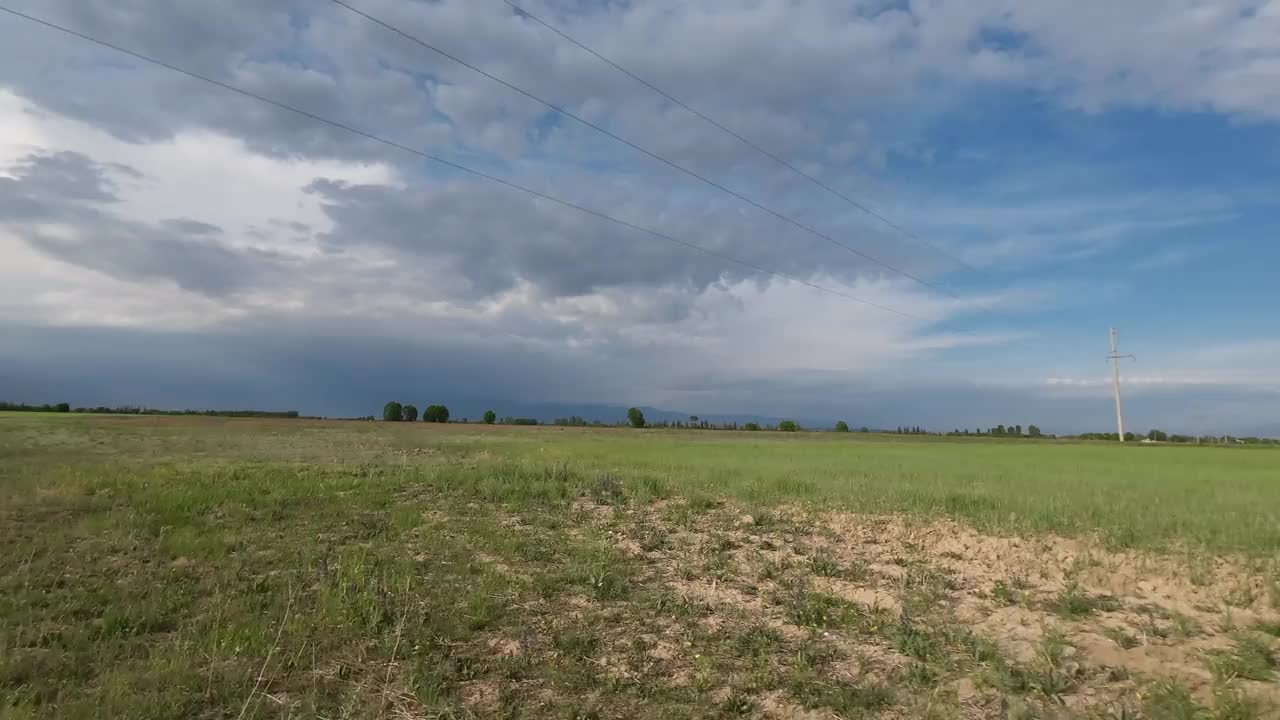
[382,401,403,422]
[400,404,418,422]
[744,422,760,431]
[1028,424,1042,437]
[627,407,646,429]
[778,420,800,432]
[54,402,70,413]
[1148,429,1168,442]
[423,405,450,423]
[995,425,1006,436]
[483,410,496,425]
[1014,424,1023,436]
[835,421,850,432]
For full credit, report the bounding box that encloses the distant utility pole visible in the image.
[1107,328,1135,442]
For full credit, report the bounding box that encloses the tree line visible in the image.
[942,424,1044,438]
[0,401,300,419]
[382,402,451,423]
[373,402,1279,444]
[1074,430,1278,445]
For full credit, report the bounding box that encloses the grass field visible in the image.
[2,413,1278,718]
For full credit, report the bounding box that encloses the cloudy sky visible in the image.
[1,0,1278,434]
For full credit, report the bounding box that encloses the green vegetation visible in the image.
[2,413,1279,719]
[382,400,402,422]
[422,404,450,423]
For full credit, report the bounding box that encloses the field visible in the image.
[2,413,1279,719]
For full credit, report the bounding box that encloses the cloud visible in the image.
[0,0,1277,437]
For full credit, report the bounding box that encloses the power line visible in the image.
[501,0,979,275]
[326,0,962,299]
[0,3,927,322]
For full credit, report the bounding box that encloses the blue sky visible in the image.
[0,0,1277,434]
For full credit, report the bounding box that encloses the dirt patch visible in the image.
[585,500,1280,715]
[459,679,500,711]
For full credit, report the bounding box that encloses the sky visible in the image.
[1,0,1278,435]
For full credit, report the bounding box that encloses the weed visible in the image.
[1209,634,1276,682]
[809,551,842,578]
[991,579,1024,606]
[589,472,626,505]
[721,692,755,715]
[785,590,859,628]
[793,680,894,714]
[793,640,841,671]
[578,564,628,600]
[1051,582,1120,618]
[1225,582,1258,609]
[760,557,791,581]
[554,629,599,659]
[734,625,782,658]
[1104,626,1141,649]
[906,661,938,685]
[1213,684,1268,720]
[1253,621,1280,637]
[1143,681,1204,720]
[1171,612,1201,638]
[889,619,942,662]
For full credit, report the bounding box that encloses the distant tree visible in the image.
[689,415,698,426]
[744,422,761,431]
[778,420,800,432]
[54,402,70,413]
[627,407,646,429]
[1148,429,1168,442]
[995,425,1006,436]
[483,410,496,425]
[423,405,450,423]
[835,421,850,432]
[401,404,419,422]
[1028,424,1042,437]
[1123,432,1136,442]
[383,401,403,422]
[859,426,869,433]
[1015,424,1023,437]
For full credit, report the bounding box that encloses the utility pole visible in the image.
[1106,328,1135,442]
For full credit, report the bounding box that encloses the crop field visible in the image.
[2,413,1279,719]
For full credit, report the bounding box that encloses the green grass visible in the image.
[3,413,1280,718]
[6,412,1278,553]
